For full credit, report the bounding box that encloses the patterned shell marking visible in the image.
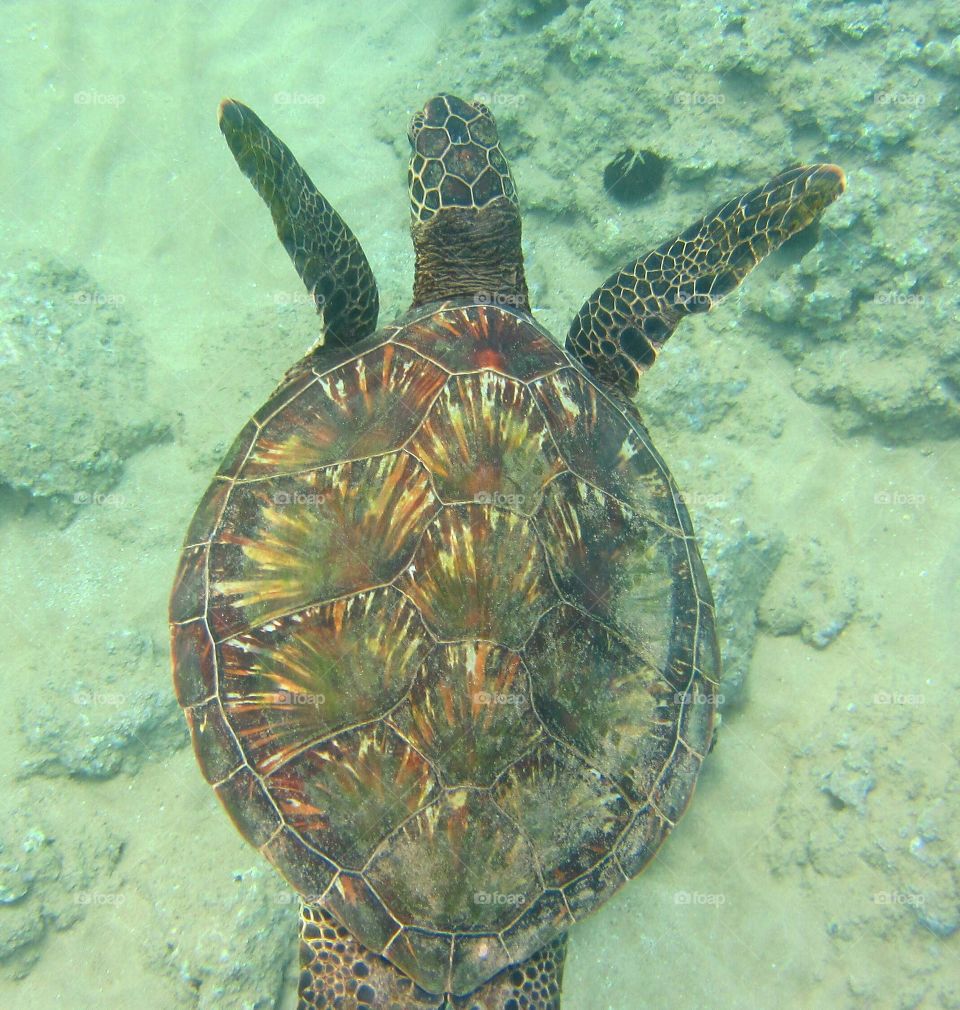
[169,302,718,996]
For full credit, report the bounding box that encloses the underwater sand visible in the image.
[1,1,958,1008]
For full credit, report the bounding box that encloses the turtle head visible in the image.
[408,94,529,312]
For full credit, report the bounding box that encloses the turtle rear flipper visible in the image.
[219,99,379,349]
[298,904,566,1010]
[566,163,845,395]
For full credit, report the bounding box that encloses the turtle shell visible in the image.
[169,300,719,997]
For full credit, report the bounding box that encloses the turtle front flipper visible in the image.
[297,903,566,1009]
[219,99,379,349]
[566,163,845,395]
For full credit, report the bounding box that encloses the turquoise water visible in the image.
[1,2,958,1008]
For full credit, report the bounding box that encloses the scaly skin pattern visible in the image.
[566,163,846,395]
[408,94,529,312]
[219,99,380,347]
[296,902,567,1010]
[407,94,517,224]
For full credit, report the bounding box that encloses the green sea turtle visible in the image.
[170,93,843,1009]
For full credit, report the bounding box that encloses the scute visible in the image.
[399,505,557,648]
[215,764,282,848]
[218,588,432,773]
[365,789,538,934]
[171,302,718,998]
[407,371,563,512]
[535,472,684,662]
[389,642,542,787]
[384,928,453,996]
[206,450,438,638]
[323,871,401,956]
[524,606,686,799]
[240,343,447,479]
[396,304,566,380]
[268,722,438,869]
[492,741,632,887]
[531,367,685,534]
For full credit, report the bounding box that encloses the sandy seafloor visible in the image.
[1,1,958,1008]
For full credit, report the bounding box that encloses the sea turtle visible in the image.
[170,93,843,1009]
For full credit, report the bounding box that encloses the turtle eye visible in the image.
[473,101,492,118]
